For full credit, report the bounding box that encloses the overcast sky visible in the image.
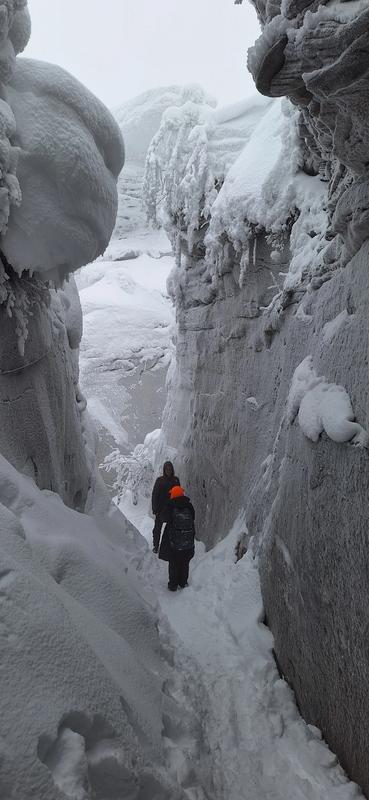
[24,0,261,110]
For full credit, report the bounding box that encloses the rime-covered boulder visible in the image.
[0,4,124,507]
[147,2,369,794]
[3,58,124,283]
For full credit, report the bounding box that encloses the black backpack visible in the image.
[169,505,195,552]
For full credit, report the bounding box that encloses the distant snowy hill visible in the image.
[113,84,216,164]
[112,85,215,237]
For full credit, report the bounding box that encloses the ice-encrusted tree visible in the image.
[103,430,161,505]
[143,89,218,261]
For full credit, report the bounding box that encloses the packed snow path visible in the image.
[136,517,362,800]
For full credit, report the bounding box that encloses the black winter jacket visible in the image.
[151,464,180,516]
[159,496,195,562]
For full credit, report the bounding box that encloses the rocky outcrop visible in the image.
[147,3,369,794]
[0,3,124,508]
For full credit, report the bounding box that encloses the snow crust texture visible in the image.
[146,3,369,795]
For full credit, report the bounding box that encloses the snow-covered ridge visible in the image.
[144,89,278,281]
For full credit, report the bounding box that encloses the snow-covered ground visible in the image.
[3,446,363,799]
[116,496,363,800]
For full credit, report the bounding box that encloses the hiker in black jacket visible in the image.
[159,485,195,591]
[151,461,180,553]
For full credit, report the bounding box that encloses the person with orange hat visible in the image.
[158,485,196,591]
[151,461,180,553]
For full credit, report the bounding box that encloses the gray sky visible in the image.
[24,0,260,110]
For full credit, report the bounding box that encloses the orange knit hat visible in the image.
[170,486,185,499]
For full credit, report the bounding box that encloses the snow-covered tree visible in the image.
[103,429,161,505]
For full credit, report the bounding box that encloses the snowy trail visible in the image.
[135,514,362,800]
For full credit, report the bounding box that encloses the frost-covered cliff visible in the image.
[146,2,369,794]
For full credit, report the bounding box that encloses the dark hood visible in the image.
[163,461,175,477]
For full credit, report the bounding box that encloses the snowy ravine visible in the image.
[0,3,368,799]
[75,226,174,473]
[144,1,369,795]
[0,454,363,800]
[75,88,212,472]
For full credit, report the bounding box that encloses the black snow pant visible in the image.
[153,514,164,550]
[168,552,192,590]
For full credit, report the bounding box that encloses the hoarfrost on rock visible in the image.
[3,58,124,283]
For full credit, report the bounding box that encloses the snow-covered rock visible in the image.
[0,1,30,241]
[287,356,369,446]
[3,58,124,283]
[0,7,124,506]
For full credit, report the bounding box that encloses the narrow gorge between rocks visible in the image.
[1,1,369,799]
